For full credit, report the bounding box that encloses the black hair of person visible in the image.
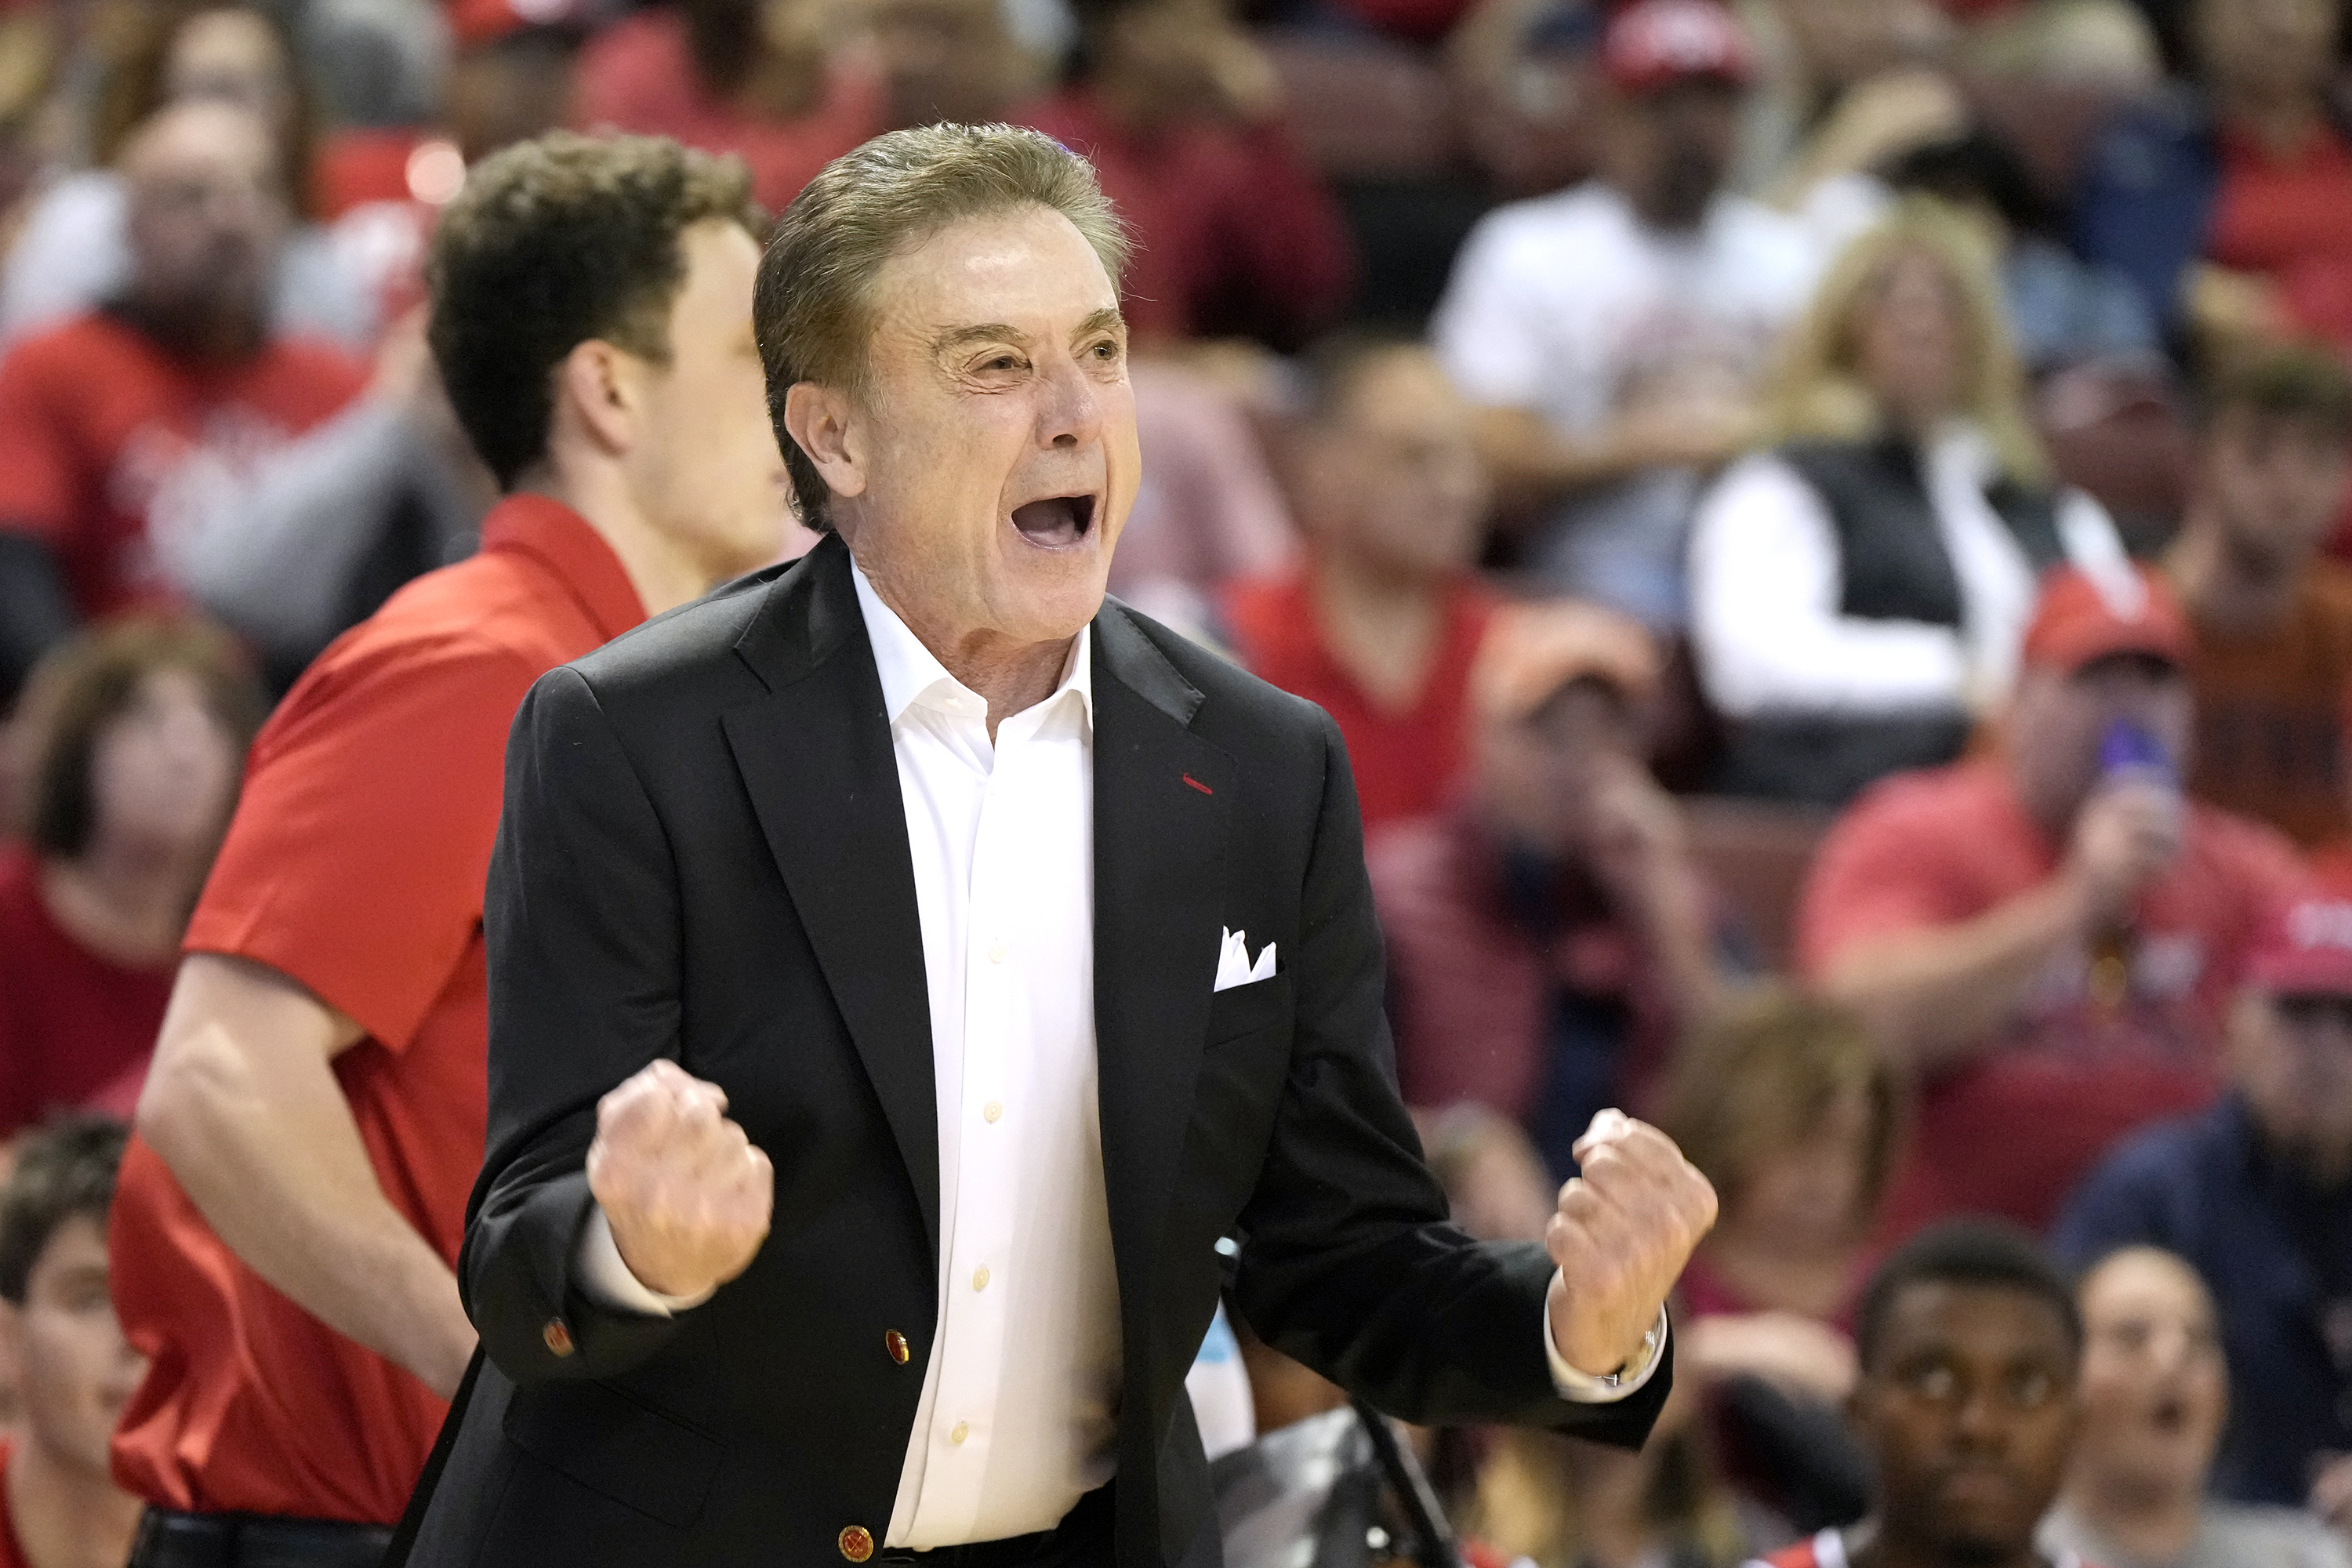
[1852,1217,2084,1376]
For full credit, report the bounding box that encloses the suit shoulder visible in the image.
[563,562,786,705]
[1110,600,1338,751]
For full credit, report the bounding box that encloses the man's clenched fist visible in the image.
[586,1060,775,1301]
[1544,1109,1717,1379]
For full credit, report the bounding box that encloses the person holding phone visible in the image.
[1795,564,2306,1238]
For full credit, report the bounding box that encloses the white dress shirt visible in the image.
[1689,428,2129,719]
[578,564,1663,1545]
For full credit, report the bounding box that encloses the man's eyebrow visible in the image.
[1073,307,1126,341]
[928,322,1033,358]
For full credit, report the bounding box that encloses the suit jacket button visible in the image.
[885,1330,909,1365]
[839,1526,875,1563]
[543,1319,574,1358]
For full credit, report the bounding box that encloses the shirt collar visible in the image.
[479,493,648,642]
[850,561,1093,731]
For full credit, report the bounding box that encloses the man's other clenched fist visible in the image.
[587,1060,775,1301]
[1545,1109,1718,1378]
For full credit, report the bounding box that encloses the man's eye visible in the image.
[983,354,1024,372]
[1907,1363,1957,1402]
[1090,340,1119,360]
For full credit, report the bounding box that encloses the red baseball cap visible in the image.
[2245,893,2352,996]
[1602,0,1758,95]
[2020,562,2193,676]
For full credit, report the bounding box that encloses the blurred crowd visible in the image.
[0,0,2349,1559]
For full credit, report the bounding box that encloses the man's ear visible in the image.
[782,381,868,504]
[552,339,639,459]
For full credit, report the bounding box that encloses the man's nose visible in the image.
[1949,1384,2009,1451]
[1037,355,1105,451]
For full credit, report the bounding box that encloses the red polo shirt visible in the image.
[108,495,644,1525]
[1223,568,1496,831]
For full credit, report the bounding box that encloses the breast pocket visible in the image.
[1205,970,1293,1046]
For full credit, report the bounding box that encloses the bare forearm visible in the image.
[1474,409,1645,503]
[139,977,474,1398]
[1632,865,1730,1026]
[1822,873,2093,1073]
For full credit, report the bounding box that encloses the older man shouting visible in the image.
[403,124,1716,1568]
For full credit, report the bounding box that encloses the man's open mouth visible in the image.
[1010,494,1097,547]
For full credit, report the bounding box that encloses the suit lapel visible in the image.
[721,535,942,1261]
[1090,603,1230,1303]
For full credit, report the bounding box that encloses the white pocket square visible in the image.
[1214,927,1277,993]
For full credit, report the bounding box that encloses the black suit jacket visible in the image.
[405,534,1668,1567]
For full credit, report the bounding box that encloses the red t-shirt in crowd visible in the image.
[108,496,644,1525]
[0,311,367,622]
[1017,89,1356,347]
[571,9,884,212]
[1223,568,1495,831]
[0,845,174,1139]
[2208,121,2352,350]
[1798,759,2303,1239]
[0,1439,26,1568]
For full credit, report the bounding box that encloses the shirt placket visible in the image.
[925,710,1028,1539]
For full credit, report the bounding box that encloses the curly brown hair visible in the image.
[425,132,760,490]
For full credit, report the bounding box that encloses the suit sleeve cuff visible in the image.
[1544,1293,1668,1404]
[575,1205,716,1316]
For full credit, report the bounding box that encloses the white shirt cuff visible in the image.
[1544,1292,1669,1404]
[575,1204,717,1317]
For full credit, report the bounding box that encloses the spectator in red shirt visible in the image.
[1018,0,1355,346]
[1373,598,1736,1180]
[572,0,884,212]
[2166,343,2352,848]
[1223,333,1493,829]
[0,619,261,1142]
[0,1117,147,1568]
[0,99,466,702]
[1800,563,2307,1239]
[108,133,788,1551]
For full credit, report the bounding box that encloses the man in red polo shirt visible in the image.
[109,132,789,1563]
[1223,335,1496,830]
[1800,564,2306,1240]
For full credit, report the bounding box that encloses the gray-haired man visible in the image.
[405,124,1715,1568]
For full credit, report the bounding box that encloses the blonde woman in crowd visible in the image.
[1686,198,2128,805]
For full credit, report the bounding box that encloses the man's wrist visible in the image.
[1544,1276,1668,1404]
[576,1205,716,1317]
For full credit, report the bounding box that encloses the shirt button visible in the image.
[987,939,1008,964]
[950,1421,971,1445]
[983,1101,1003,1123]
[885,1330,910,1365]
[972,1265,990,1292]
[542,1319,573,1358]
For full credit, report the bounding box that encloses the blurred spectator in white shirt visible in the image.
[1434,0,1828,630]
[2041,1246,2352,1568]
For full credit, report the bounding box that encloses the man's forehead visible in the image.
[1879,1280,2075,1359]
[874,209,1120,338]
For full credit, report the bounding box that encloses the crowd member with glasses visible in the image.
[2054,891,2352,1530]
[2042,1246,2349,1568]
[1747,1220,2091,1568]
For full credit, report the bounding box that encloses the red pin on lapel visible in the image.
[1183,774,1214,796]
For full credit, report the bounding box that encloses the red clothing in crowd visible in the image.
[0,311,366,622]
[1017,90,1356,346]
[1222,569,1495,830]
[0,1439,25,1568]
[0,845,174,1139]
[1370,800,1691,1130]
[571,10,883,212]
[1798,759,2303,1239]
[109,496,644,1526]
[2208,122,2352,350]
